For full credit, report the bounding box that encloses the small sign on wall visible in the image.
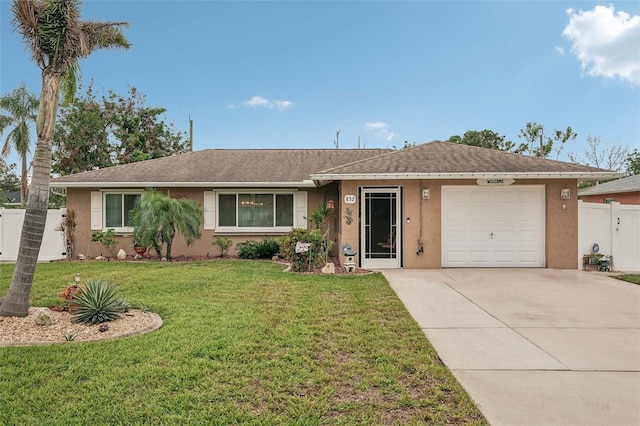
[476,178,515,186]
[344,195,356,204]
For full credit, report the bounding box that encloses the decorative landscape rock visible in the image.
[321,262,336,274]
[117,249,127,260]
[33,308,55,326]
[78,254,86,260]
[95,255,106,261]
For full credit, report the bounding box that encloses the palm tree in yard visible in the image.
[0,83,39,205]
[0,0,129,317]
[131,190,203,261]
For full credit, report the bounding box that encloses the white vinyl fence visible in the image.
[578,200,640,272]
[0,208,66,263]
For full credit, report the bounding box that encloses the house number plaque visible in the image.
[344,195,356,204]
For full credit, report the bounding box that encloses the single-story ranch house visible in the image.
[50,141,620,269]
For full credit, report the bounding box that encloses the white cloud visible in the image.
[554,46,565,55]
[562,5,640,86]
[364,121,395,141]
[228,95,295,110]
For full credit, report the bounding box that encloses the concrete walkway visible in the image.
[382,269,640,426]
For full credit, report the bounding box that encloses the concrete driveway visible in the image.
[382,269,640,426]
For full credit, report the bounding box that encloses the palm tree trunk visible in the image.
[0,71,58,317]
[20,153,28,205]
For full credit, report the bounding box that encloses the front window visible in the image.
[218,192,293,229]
[104,192,141,230]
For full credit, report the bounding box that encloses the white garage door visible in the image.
[442,185,545,267]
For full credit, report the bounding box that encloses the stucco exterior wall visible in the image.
[65,185,337,259]
[336,179,579,269]
[580,192,640,205]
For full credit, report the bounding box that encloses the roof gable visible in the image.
[311,141,620,180]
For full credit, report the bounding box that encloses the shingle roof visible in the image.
[50,149,392,188]
[578,174,640,196]
[51,142,621,188]
[312,141,619,179]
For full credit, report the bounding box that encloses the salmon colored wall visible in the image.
[336,179,580,269]
[580,192,640,205]
[66,185,335,259]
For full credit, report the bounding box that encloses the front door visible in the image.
[361,188,401,269]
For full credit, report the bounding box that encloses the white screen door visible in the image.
[361,188,401,269]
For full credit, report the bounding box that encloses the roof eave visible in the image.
[49,180,317,189]
[309,172,624,181]
[578,187,639,196]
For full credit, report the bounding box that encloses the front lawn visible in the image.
[0,260,485,425]
[613,274,640,285]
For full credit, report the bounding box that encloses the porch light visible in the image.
[560,189,570,199]
[327,199,335,209]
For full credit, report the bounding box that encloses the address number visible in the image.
[344,195,356,204]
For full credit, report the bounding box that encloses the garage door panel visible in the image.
[493,230,514,242]
[518,250,540,263]
[447,230,466,242]
[470,250,491,263]
[442,186,545,268]
[446,251,467,264]
[519,230,539,243]
[470,230,490,242]
[494,250,515,262]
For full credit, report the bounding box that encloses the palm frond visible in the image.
[11,0,45,67]
[11,0,129,77]
[81,21,131,52]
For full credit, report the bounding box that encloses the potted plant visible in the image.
[133,241,147,256]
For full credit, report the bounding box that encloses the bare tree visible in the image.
[568,135,630,171]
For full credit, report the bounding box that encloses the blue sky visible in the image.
[1,0,639,170]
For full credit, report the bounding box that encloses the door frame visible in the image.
[360,186,403,269]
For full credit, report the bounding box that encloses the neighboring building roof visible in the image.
[1,190,21,204]
[50,149,392,188]
[311,141,621,181]
[578,174,640,196]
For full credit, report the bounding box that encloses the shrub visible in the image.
[237,237,279,259]
[91,229,118,258]
[278,228,327,272]
[212,236,233,257]
[71,279,129,325]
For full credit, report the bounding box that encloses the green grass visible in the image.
[613,274,640,285]
[0,260,486,425]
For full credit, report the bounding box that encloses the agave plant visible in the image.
[71,279,128,325]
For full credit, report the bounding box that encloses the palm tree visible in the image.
[0,83,38,205]
[131,190,203,261]
[0,0,129,317]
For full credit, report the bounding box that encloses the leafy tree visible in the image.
[107,87,188,165]
[568,136,630,171]
[53,85,188,175]
[0,0,129,318]
[516,122,577,159]
[130,190,203,261]
[0,159,20,192]
[447,129,515,152]
[52,84,112,174]
[0,83,38,204]
[624,149,639,175]
[0,158,20,206]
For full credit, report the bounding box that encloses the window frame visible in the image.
[215,190,296,233]
[102,190,142,232]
